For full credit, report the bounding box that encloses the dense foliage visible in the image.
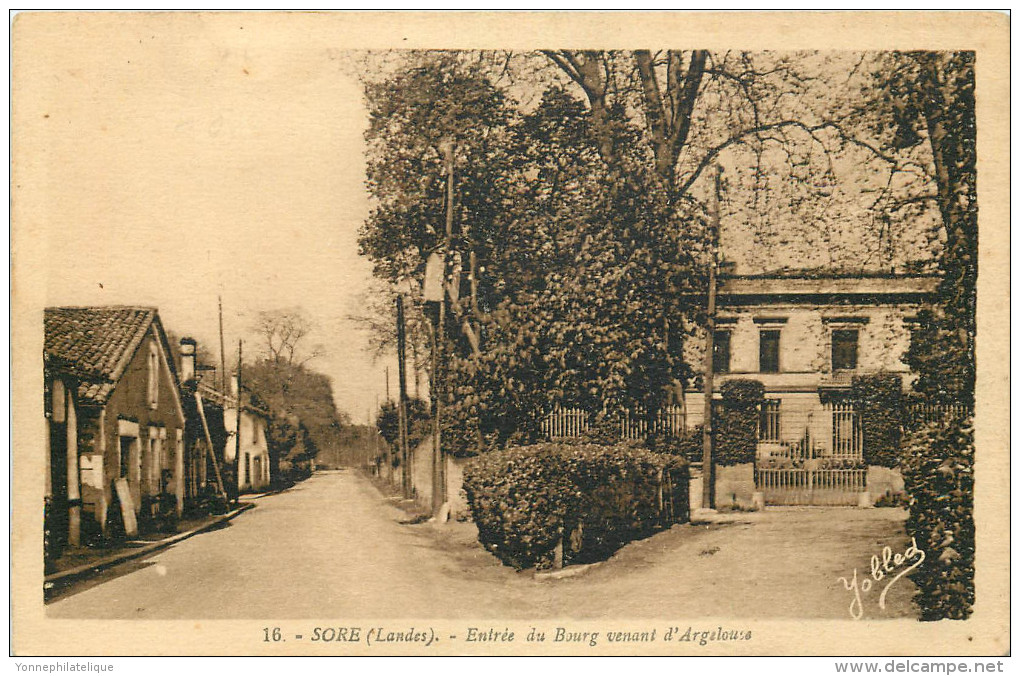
[376,397,431,466]
[654,425,705,463]
[463,442,689,569]
[895,54,976,407]
[858,52,977,405]
[900,414,974,620]
[245,359,345,485]
[714,379,765,466]
[850,373,904,467]
[361,57,704,457]
[861,52,977,622]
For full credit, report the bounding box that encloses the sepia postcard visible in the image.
[10,10,1010,657]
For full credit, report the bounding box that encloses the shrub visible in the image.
[715,379,764,466]
[851,373,904,467]
[463,442,688,569]
[376,398,432,465]
[900,413,974,621]
[648,425,703,463]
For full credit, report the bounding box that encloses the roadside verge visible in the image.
[45,503,254,586]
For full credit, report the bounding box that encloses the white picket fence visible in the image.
[541,405,686,441]
[755,467,866,506]
[905,403,972,427]
[828,402,863,459]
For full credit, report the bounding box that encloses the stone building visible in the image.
[683,272,937,451]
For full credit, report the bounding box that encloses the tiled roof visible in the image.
[44,306,157,404]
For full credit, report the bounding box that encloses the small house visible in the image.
[199,378,271,495]
[44,306,188,542]
[176,338,271,501]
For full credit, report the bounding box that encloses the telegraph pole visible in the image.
[396,294,411,498]
[431,140,455,519]
[702,165,723,511]
[234,339,243,505]
[218,296,227,394]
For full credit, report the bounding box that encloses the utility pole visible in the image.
[234,339,243,505]
[702,165,722,511]
[385,366,390,402]
[431,140,455,519]
[396,294,411,498]
[218,296,227,394]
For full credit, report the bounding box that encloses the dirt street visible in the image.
[47,469,917,620]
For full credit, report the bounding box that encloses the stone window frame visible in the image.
[822,316,870,373]
[753,316,787,374]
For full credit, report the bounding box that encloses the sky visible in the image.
[17,14,394,424]
[14,15,944,425]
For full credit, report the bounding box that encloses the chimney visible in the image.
[180,337,197,384]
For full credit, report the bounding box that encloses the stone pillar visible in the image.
[714,462,756,509]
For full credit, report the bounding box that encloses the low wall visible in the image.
[714,462,756,509]
[866,465,905,505]
[408,436,469,519]
[410,437,432,512]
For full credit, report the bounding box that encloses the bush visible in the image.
[900,413,974,621]
[376,398,432,465]
[649,425,703,463]
[851,373,904,467]
[715,379,764,466]
[463,442,689,569]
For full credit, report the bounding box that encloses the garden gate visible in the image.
[754,402,866,506]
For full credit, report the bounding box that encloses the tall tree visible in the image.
[360,55,704,454]
[904,52,976,404]
[254,308,324,367]
[858,51,976,404]
[245,307,347,482]
[541,50,937,271]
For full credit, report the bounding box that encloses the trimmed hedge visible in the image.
[900,413,974,621]
[463,442,689,569]
[851,373,904,467]
[646,425,703,463]
[715,379,765,466]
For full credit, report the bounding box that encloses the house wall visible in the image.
[683,303,916,391]
[224,408,271,492]
[45,374,81,548]
[682,301,917,454]
[79,328,186,534]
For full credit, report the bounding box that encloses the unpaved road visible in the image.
[48,469,916,620]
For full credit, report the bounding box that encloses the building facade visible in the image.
[44,307,188,542]
[683,274,937,452]
[177,338,271,500]
[220,383,271,494]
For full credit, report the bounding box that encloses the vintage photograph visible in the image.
[11,11,1009,657]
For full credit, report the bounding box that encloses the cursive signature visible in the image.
[838,537,925,620]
